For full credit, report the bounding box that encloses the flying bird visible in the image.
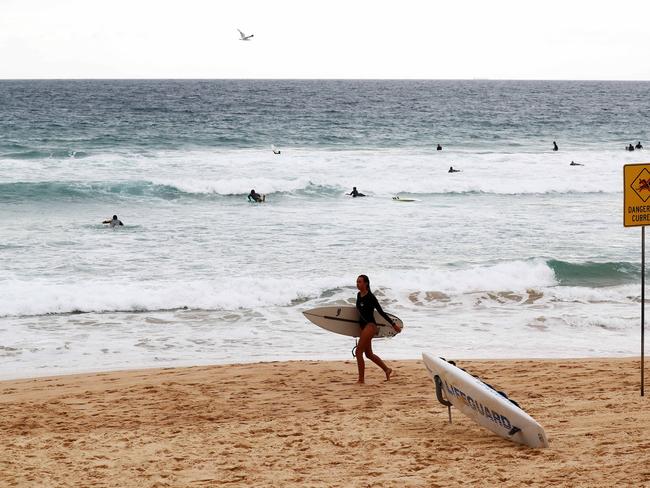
[238,29,254,41]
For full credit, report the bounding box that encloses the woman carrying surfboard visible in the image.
[355,274,402,384]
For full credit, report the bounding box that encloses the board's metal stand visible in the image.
[434,375,453,423]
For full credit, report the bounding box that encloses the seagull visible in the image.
[238,29,254,41]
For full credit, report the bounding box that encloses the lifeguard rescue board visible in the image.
[422,353,549,448]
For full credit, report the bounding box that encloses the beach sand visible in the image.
[1,358,649,487]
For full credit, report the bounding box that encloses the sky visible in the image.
[1,0,650,80]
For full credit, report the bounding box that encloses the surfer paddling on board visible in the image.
[247,189,265,203]
[355,274,401,384]
[348,186,365,197]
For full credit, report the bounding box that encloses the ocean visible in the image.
[1,79,648,379]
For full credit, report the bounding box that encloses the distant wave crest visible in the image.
[0,181,184,202]
[1,149,89,160]
[0,176,618,203]
[0,180,346,202]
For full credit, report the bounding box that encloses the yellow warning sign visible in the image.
[624,163,650,226]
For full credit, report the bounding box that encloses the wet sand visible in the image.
[1,358,649,487]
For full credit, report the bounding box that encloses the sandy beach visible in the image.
[1,358,649,487]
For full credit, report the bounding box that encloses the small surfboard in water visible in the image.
[422,353,549,448]
[392,196,417,202]
[302,305,403,338]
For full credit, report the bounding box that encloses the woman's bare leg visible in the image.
[356,325,375,383]
[365,330,392,381]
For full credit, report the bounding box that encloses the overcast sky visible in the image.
[2,0,650,80]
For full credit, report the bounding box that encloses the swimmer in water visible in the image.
[348,187,366,197]
[248,189,265,202]
[102,215,123,228]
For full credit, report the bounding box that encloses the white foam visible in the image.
[0,147,624,195]
[376,260,558,295]
[0,276,343,317]
[0,261,637,318]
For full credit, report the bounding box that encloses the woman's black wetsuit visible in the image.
[356,291,395,328]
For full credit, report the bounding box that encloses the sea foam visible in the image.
[0,260,638,318]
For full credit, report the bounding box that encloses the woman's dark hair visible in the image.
[358,274,371,292]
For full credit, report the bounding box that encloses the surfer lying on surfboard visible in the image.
[355,274,402,384]
[247,189,265,203]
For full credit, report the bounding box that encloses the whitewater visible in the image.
[1,80,648,379]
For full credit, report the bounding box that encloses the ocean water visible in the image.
[1,80,649,379]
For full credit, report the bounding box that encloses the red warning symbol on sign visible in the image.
[631,168,650,202]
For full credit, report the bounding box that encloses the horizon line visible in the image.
[2,77,650,82]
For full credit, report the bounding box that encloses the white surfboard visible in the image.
[422,353,549,448]
[392,196,417,202]
[302,305,403,338]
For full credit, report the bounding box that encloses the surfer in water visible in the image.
[348,187,365,197]
[102,215,123,228]
[354,274,401,384]
[248,189,265,202]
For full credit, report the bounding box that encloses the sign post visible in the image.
[623,163,650,396]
